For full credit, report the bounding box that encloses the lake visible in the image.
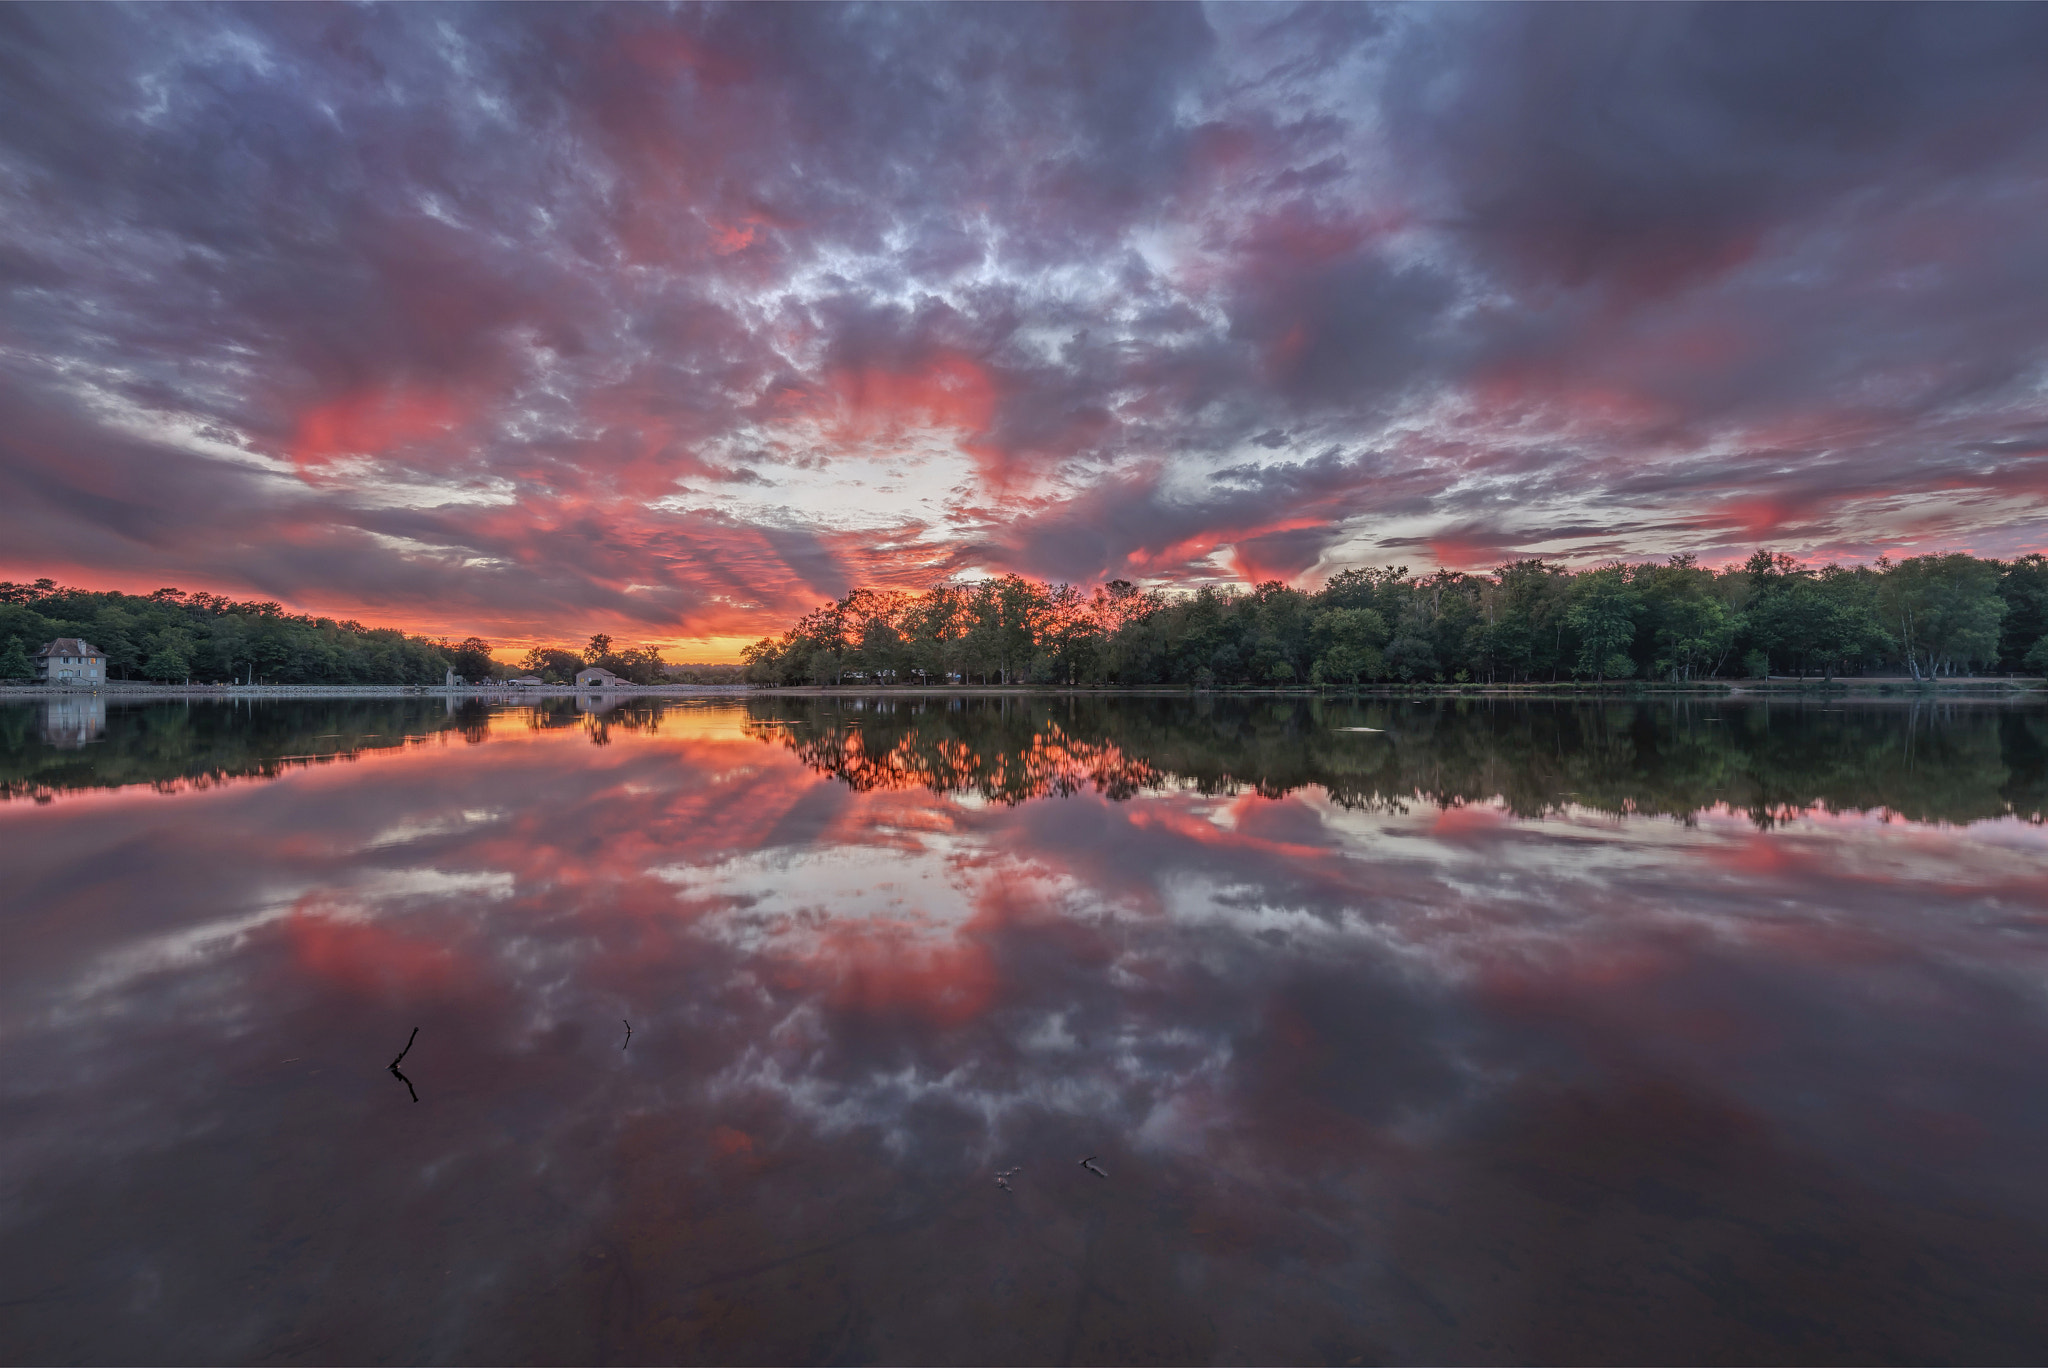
[2,693,2046,1364]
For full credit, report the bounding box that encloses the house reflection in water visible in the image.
[40,695,106,748]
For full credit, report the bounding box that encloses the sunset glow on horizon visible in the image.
[4,4,2047,658]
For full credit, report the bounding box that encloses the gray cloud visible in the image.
[1,2,2044,640]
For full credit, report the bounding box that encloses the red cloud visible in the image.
[290,386,471,470]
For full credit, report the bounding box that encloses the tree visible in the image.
[145,641,192,682]
[1637,554,1735,681]
[522,646,584,682]
[1652,592,1734,681]
[601,644,667,685]
[0,638,32,680]
[839,588,909,682]
[1566,568,1642,680]
[91,606,141,679]
[1747,577,1887,680]
[1880,554,2005,678]
[1486,559,1572,681]
[992,575,1047,683]
[1308,607,1387,687]
[1997,553,2048,671]
[740,636,787,685]
[584,633,614,663]
[900,583,969,684]
[450,637,497,680]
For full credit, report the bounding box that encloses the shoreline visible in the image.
[0,682,754,700]
[0,678,2040,702]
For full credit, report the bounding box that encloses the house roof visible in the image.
[36,638,102,658]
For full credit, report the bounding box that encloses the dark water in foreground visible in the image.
[2,694,2046,1365]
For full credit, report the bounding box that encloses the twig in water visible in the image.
[389,1026,419,1102]
[621,1018,632,1051]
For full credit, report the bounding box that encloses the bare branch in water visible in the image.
[389,1027,419,1102]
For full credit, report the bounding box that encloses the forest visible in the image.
[0,581,453,685]
[6,549,2044,690]
[0,581,729,687]
[741,551,2048,688]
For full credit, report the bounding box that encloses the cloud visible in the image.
[1,2,2044,649]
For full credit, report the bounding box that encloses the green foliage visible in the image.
[1878,553,2006,680]
[0,638,33,681]
[144,640,192,682]
[735,549,2048,688]
[663,662,747,685]
[594,644,667,685]
[446,637,498,680]
[1745,572,1889,679]
[0,581,451,684]
[521,647,585,683]
[518,639,666,685]
[1998,554,2048,671]
[1309,607,1387,686]
[1565,568,1642,680]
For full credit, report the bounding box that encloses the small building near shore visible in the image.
[575,666,625,689]
[510,676,544,687]
[35,638,105,684]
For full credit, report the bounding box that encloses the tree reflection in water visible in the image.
[0,695,2044,1363]
[747,693,2048,827]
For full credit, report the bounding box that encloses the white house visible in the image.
[575,666,625,688]
[35,638,106,685]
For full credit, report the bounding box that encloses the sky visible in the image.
[3,3,2047,659]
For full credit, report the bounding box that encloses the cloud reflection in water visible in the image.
[0,696,2045,1363]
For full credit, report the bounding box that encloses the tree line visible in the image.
[0,580,454,685]
[741,551,2048,688]
[445,633,744,684]
[0,580,744,687]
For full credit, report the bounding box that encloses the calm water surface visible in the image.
[2,694,2046,1364]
